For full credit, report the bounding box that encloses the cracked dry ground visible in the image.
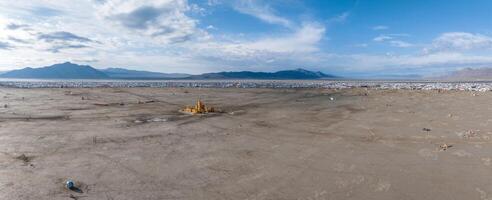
[1,87,492,200]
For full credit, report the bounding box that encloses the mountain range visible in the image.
[188,69,335,79]
[0,62,337,80]
[437,67,492,80]
[101,68,190,79]
[0,62,109,79]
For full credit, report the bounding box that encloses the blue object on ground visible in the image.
[65,180,74,189]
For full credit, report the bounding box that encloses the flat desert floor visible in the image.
[1,88,492,200]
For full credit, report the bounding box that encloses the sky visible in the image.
[1,0,492,76]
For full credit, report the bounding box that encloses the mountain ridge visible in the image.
[437,67,492,80]
[0,62,338,80]
[188,68,337,79]
[101,68,190,79]
[0,62,109,79]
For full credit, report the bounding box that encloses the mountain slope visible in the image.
[439,67,492,80]
[101,68,190,79]
[0,63,339,80]
[189,68,337,79]
[0,62,109,79]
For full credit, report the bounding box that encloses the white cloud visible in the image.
[373,34,413,48]
[239,23,325,53]
[233,0,292,28]
[182,23,326,72]
[329,12,350,24]
[389,40,413,48]
[207,0,222,6]
[193,23,324,56]
[373,35,393,42]
[97,0,202,44]
[424,32,492,53]
[372,25,388,30]
[5,0,492,75]
[0,0,330,73]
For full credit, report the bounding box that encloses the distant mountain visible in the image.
[0,62,339,80]
[347,73,423,80]
[0,62,109,79]
[101,68,190,79]
[189,68,337,79]
[438,67,492,80]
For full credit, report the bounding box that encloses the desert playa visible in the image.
[1,87,492,200]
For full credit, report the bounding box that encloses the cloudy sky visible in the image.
[1,0,492,76]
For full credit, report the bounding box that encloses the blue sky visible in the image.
[1,0,492,76]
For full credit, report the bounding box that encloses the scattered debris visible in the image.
[15,153,32,164]
[465,130,478,138]
[93,103,110,106]
[137,100,155,104]
[69,194,88,200]
[65,179,83,194]
[148,118,166,122]
[7,115,70,121]
[64,91,83,96]
[93,102,124,106]
[438,143,452,151]
[422,128,431,132]
[181,99,216,114]
[229,110,246,115]
[66,180,75,190]
[374,179,391,192]
[458,129,480,139]
[133,117,167,124]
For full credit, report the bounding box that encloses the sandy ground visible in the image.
[1,87,492,200]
